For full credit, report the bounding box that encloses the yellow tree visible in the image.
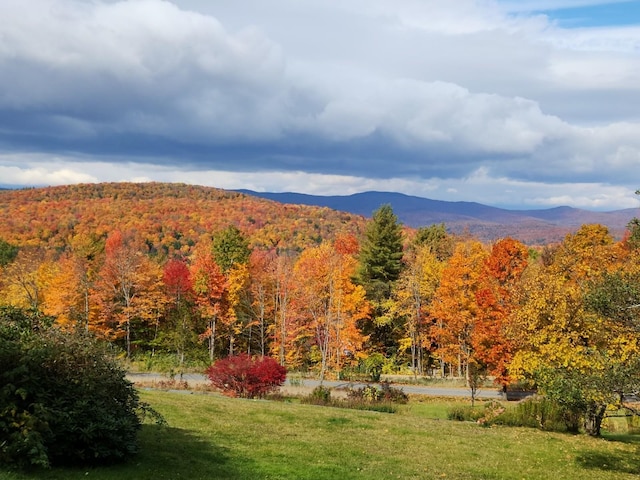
[509,226,621,376]
[508,225,636,435]
[248,248,280,357]
[390,244,443,378]
[42,253,84,330]
[1,248,49,312]
[292,238,369,380]
[268,251,297,367]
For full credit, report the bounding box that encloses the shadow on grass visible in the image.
[3,425,255,480]
[576,446,640,476]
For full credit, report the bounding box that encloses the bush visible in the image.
[346,382,408,405]
[363,353,385,382]
[206,354,287,399]
[490,396,580,432]
[447,405,486,422]
[447,401,504,424]
[303,385,333,405]
[0,307,144,468]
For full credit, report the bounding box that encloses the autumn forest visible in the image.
[1,182,640,435]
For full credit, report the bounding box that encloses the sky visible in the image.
[1,0,639,211]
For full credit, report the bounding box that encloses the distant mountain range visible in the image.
[237,190,639,244]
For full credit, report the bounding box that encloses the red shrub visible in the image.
[205,354,286,398]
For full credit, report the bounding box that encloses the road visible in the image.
[127,372,504,400]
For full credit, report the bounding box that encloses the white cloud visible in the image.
[1,154,638,211]
[0,0,639,210]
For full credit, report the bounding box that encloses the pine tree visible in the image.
[356,204,404,353]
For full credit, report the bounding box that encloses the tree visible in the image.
[390,244,443,378]
[247,248,278,357]
[430,239,487,382]
[625,217,640,251]
[413,223,453,261]
[91,230,164,357]
[42,253,85,330]
[507,227,637,435]
[292,240,369,380]
[1,248,48,311]
[269,251,296,367]
[212,225,251,274]
[473,238,529,386]
[162,258,195,373]
[190,247,228,361]
[357,204,404,353]
[212,225,252,355]
[624,189,640,250]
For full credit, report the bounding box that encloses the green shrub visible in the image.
[447,405,485,422]
[363,353,385,382]
[490,396,580,432]
[303,385,332,405]
[0,307,146,468]
[346,382,408,405]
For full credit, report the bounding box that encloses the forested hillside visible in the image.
[2,182,640,437]
[0,182,364,254]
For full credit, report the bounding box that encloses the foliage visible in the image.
[0,238,18,266]
[346,382,408,404]
[356,204,404,352]
[490,396,582,433]
[205,354,286,398]
[413,223,453,261]
[446,405,487,422]
[305,385,332,405]
[363,353,385,382]
[0,308,143,468]
[625,217,640,250]
[430,239,487,383]
[290,240,370,380]
[212,225,251,273]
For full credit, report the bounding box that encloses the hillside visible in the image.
[237,190,639,244]
[0,183,365,255]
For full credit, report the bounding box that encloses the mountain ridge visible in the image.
[236,189,639,244]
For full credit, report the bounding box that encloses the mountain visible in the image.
[237,190,639,244]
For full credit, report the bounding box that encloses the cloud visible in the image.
[0,0,638,210]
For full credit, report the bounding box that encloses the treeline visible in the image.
[2,186,640,436]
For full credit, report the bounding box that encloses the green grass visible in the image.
[2,391,640,479]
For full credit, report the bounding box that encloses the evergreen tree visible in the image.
[357,204,404,353]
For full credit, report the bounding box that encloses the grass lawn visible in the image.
[2,390,640,479]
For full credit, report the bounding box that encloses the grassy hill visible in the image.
[2,390,637,479]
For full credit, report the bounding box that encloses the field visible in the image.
[1,390,639,480]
